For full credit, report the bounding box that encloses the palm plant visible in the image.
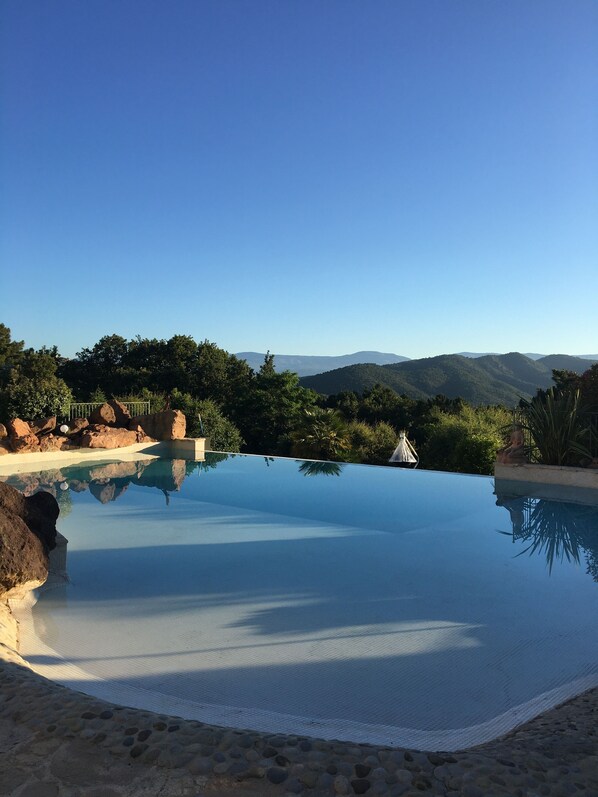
[518,388,591,466]
[290,408,352,461]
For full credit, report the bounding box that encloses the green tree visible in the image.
[349,420,398,465]
[290,407,352,461]
[235,356,317,453]
[420,404,511,474]
[0,327,73,422]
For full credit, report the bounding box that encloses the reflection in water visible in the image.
[2,456,227,507]
[496,492,598,581]
[297,461,345,477]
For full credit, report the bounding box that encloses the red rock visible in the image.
[38,434,72,452]
[79,425,138,449]
[129,410,186,441]
[0,440,10,455]
[9,434,40,453]
[0,508,48,593]
[0,481,59,553]
[0,423,7,439]
[108,399,131,427]
[65,417,89,436]
[128,422,156,443]
[29,416,57,436]
[7,418,32,438]
[88,403,118,426]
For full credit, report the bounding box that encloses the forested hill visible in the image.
[299,353,596,406]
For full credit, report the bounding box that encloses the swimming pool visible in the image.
[6,454,598,750]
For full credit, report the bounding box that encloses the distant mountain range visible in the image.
[236,350,409,377]
[298,353,596,406]
[458,352,598,360]
[237,350,598,378]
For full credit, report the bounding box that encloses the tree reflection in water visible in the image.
[496,492,598,581]
[297,461,344,477]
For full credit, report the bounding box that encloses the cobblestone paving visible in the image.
[1,637,597,797]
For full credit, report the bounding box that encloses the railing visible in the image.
[68,401,151,420]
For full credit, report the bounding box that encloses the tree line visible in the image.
[4,325,594,474]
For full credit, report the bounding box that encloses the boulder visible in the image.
[6,418,40,452]
[7,418,32,438]
[88,403,118,426]
[79,424,138,449]
[0,423,7,439]
[0,481,59,553]
[0,508,48,594]
[128,422,156,443]
[65,417,89,436]
[38,434,73,453]
[129,409,186,441]
[108,399,131,427]
[29,416,57,436]
[9,433,40,453]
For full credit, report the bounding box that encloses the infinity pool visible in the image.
[6,454,598,750]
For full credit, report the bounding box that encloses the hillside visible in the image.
[236,350,409,376]
[299,353,595,406]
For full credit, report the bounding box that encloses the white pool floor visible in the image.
[9,456,598,750]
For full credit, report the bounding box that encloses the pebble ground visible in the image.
[1,617,597,797]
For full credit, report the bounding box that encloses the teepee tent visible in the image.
[389,430,419,468]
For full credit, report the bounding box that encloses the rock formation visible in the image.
[0,482,59,552]
[129,409,186,441]
[0,482,60,595]
[0,403,191,453]
[79,424,138,449]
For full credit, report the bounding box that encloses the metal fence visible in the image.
[68,401,151,420]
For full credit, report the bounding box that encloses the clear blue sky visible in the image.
[1,0,597,360]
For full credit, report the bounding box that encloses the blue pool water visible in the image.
[5,454,598,749]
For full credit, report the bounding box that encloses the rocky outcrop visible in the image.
[65,417,89,436]
[108,399,131,428]
[0,482,61,595]
[1,402,196,455]
[0,482,59,552]
[0,510,48,593]
[7,419,40,453]
[79,425,138,449]
[87,400,131,428]
[29,417,56,436]
[129,410,186,441]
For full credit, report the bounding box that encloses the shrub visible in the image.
[4,376,73,421]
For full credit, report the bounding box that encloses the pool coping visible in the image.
[0,437,206,475]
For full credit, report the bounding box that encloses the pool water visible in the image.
[6,454,598,749]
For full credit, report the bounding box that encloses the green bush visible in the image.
[4,376,73,421]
